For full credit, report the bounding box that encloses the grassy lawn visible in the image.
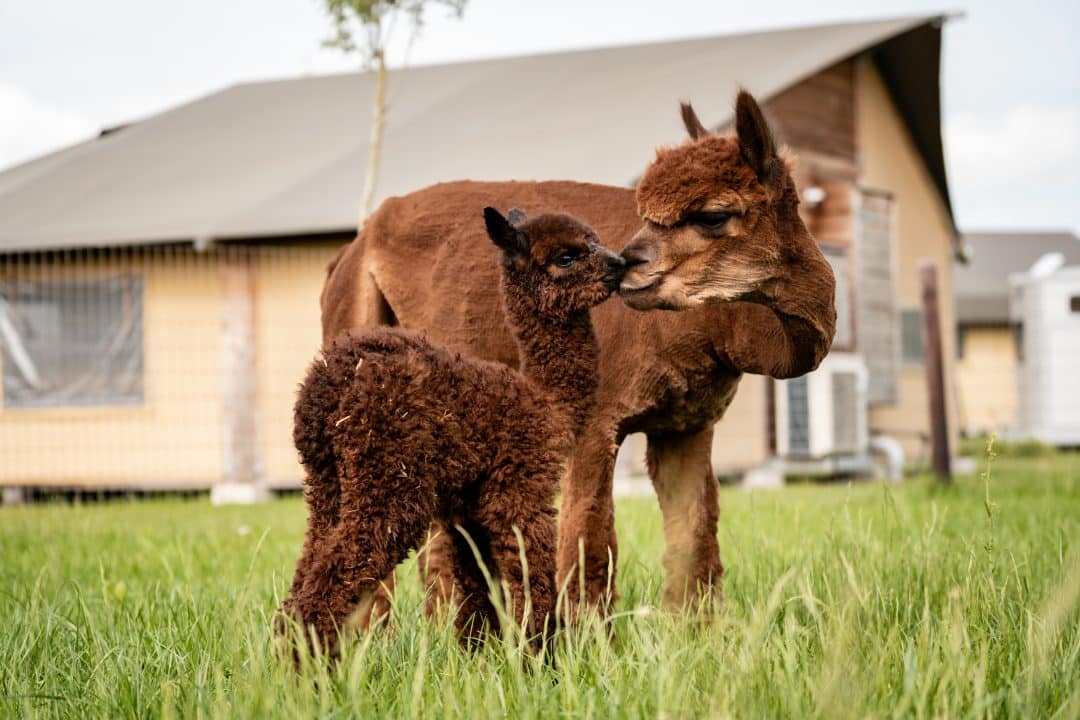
[2,451,1078,719]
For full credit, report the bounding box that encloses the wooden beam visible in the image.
[919,261,951,482]
[221,248,261,488]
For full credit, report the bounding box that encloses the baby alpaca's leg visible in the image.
[355,571,396,630]
[281,473,341,622]
[419,519,462,620]
[283,366,344,623]
[472,468,559,649]
[292,464,435,657]
[444,519,500,648]
[289,521,404,657]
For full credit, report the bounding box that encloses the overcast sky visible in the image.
[1,0,1077,234]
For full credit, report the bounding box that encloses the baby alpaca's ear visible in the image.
[484,207,529,257]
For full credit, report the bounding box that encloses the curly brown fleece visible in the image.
[279,209,625,657]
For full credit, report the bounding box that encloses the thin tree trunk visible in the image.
[359,50,388,228]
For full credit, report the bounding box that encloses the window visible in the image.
[856,191,898,405]
[0,276,144,408]
[900,308,924,366]
[786,376,810,455]
[831,371,858,452]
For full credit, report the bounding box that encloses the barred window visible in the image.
[0,276,144,408]
[786,376,810,455]
[857,191,898,404]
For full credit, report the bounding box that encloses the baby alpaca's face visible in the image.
[514,213,627,313]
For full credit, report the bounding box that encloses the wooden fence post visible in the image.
[214,246,266,504]
[919,261,951,482]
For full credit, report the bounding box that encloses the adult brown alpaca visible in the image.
[281,208,626,656]
[321,91,836,619]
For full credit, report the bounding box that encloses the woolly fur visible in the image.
[280,212,619,658]
[636,135,763,226]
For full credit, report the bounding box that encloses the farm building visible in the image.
[954,231,1080,436]
[0,14,959,492]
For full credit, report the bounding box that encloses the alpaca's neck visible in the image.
[761,191,837,374]
[501,273,599,435]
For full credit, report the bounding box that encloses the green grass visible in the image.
[2,451,1079,719]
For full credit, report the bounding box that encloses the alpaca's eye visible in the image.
[690,211,732,230]
[554,251,579,268]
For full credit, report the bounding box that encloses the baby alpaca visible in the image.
[281,207,625,656]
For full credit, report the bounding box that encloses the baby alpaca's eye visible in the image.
[554,251,580,268]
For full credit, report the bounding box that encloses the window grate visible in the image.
[831,372,858,452]
[787,376,810,455]
[1,276,144,408]
[900,308,924,366]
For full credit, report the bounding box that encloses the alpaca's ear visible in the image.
[484,207,529,257]
[680,101,708,140]
[735,89,781,185]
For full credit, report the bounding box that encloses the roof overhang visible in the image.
[0,14,956,254]
[865,16,961,255]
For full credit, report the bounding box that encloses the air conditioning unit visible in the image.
[774,352,869,459]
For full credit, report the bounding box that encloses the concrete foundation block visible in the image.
[2,487,26,505]
[742,462,785,490]
[210,482,270,506]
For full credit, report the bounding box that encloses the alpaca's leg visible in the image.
[555,429,619,617]
[354,570,396,630]
[280,467,341,625]
[444,519,500,648]
[292,464,435,657]
[473,472,558,648]
[419,518,462,620]
[646,427,723,610]
[289,522,405,657]
[283,360,344,623]
[280,479,339,623]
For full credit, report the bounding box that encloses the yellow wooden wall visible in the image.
[707,375,770,473]
[956,326,1017,434]
[255,244,342,485]
[0,243,340,488]
[0,249,224,486]
[856,60,960,461]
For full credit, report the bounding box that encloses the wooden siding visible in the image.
[766,61,857,162]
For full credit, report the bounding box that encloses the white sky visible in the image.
[1,0,1077,234]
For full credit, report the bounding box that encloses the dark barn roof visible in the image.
[955,231,1080,324]
[0,15,952,252]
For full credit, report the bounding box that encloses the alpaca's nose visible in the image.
[602,252,627,283]
[620,241,655,269]
[605,253,626,271]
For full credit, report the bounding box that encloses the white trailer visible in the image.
[1010,263,1080,446]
